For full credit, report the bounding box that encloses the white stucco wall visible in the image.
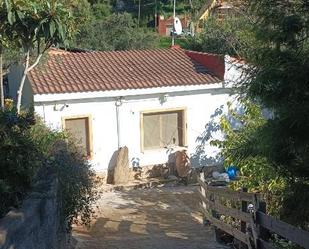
[224,55,245,87]
[7,55,243,172]
[34,85,235,172]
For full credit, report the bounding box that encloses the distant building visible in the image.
[156,15,190,36]
[196,0,238,31]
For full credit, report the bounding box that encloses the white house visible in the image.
[8,47,240,172]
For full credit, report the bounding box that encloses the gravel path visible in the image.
[73,186,229,249]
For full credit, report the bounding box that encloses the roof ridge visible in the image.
[49,47,182,56]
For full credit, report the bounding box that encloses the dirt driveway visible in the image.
[73,185,228,249]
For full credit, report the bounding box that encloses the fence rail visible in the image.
[198,172,309,249]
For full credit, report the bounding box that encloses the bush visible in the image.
[0,108,39,217]
[30,120,98,229]
[211,100,309,227]
[187,16,255,57]
[0,108,97,229]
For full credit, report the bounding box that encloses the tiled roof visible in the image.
[28,48,223,95]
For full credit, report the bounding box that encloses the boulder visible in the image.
[107,146,131,185]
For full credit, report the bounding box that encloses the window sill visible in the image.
[141,145,188,153]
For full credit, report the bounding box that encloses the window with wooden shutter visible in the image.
[64,116,92,158]
[142,109,186,150]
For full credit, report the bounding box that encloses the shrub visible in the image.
[30,120,98,229]
[209,100,285,217]
[0,108,39,217]
[211,100,309,227]
[0,109,97,229]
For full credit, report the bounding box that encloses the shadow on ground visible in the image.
[73,186,229,249]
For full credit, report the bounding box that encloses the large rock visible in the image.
[107,146,131,185]
[175,150,191,178]
[0,177,68,249]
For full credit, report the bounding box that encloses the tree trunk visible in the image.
[138,0,141,27]
[154,0,157,28]
[0,47,4,111]
[16,51,30,114]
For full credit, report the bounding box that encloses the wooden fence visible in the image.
[198,172,309,249]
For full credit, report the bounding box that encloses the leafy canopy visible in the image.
[74,12,159,51]
[192,0,309,228]
[240,0,309,178]
[4,0,75,51]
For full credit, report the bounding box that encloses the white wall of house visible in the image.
[33,85,235,172]
[7,55,241,172]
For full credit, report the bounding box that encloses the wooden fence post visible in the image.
[241,190,247,232]
[211,193,222,243]
[198,183,309,249]
[255,198,270,248]
[240,188,248,249]
[200,172,207,213]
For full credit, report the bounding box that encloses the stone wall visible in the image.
[0,177,68,249]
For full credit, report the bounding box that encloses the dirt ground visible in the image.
[73,185,229,249]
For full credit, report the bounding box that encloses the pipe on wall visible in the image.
[115,97,123,149]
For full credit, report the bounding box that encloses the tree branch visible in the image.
[16,51,30,114]
[27,53,43,72]
[27,40,54,72]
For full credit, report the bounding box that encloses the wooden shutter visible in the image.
[143,114,161,149]
[65,117,90,157]
[142,110,184,150]
[161,112,179,147]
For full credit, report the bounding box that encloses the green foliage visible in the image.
[0,109,97,229]
[193,0,309,228]
[91,1,112,19]
[0,108,39,217]
[212,100,309,226]
[1,0,80,113]
[112,0,205,20]
[0,0,85,72]
[188,16,255,56]
[0,1,20,74]
[29,120,98,229]
[71,0,210,51]
[62,0,93,30]
[4,0,75,50]
[239,0,309,180]
[211,101,286,217]
[0,2,9,49]
[74,12,159,51]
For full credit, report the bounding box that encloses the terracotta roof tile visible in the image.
[28,48,223,95]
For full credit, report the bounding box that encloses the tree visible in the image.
[91,1,112,20]
[62,0,93,28]
[0,13,6,111]
[3,0,75,114]
[211,99,309,227]
[0,2,11,111]
[199,0,309,227]
[188,17,246,56]
[74,12,159,51]
[239,0,309,179]
[197,0,309,179]
[211,100,288,218]
[0,49,3,111]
